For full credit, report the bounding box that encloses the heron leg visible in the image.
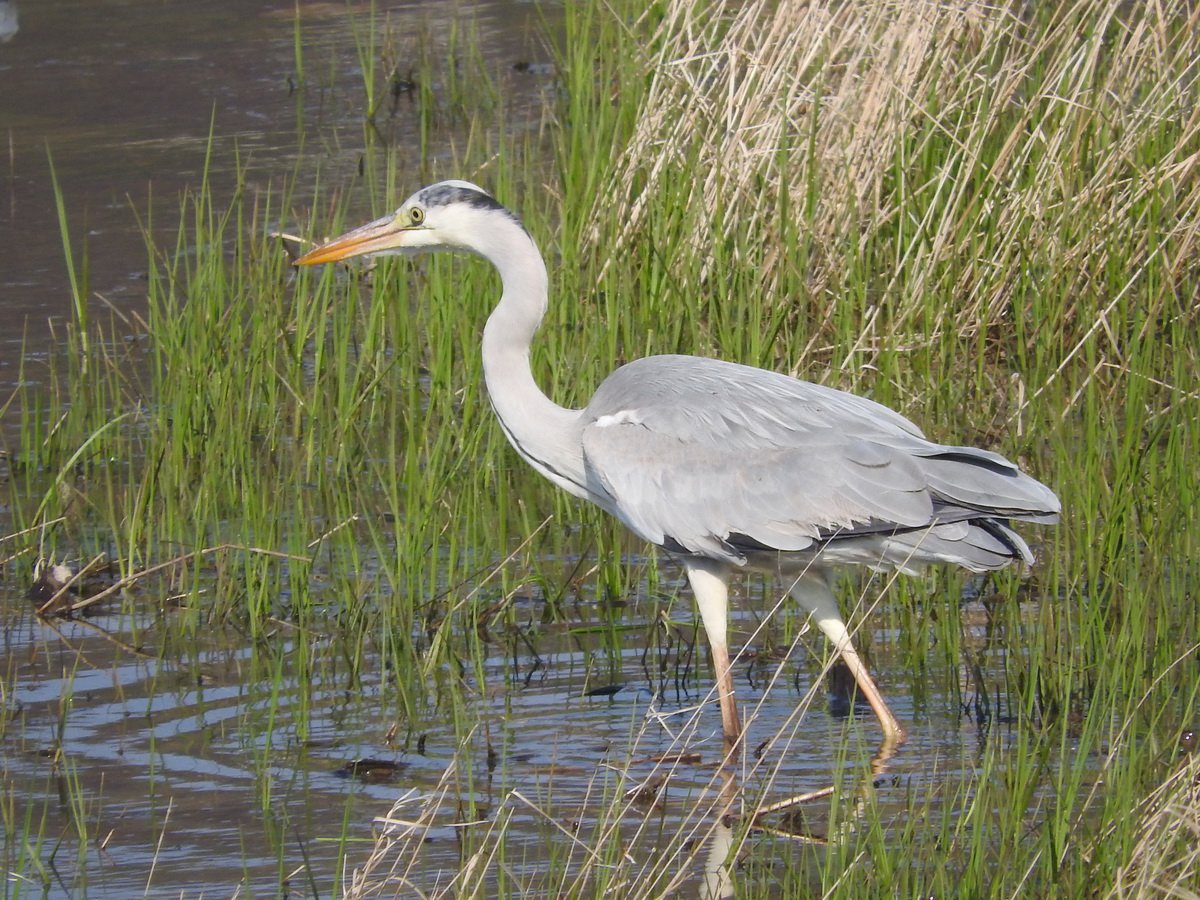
[788,572,906,747]
[686,560,741,749]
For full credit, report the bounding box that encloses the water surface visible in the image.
[7,579,1045,895]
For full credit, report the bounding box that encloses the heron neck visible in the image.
[479,226,588,499]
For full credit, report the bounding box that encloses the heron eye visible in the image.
[408,206,425,225]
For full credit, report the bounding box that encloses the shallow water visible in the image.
[3,565,1056,895]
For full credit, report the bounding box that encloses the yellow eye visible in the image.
[408,206,425,225]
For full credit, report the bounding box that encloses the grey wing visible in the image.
[579,356,1060,567]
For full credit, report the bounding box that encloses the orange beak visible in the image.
[293,214,407,266]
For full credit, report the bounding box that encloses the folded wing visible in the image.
[580,356,1059,569]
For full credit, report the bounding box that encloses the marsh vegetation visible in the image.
[2,0,1199,896]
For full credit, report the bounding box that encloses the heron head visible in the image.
[294,180,512,266]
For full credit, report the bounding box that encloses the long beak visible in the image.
[294,214,408,266]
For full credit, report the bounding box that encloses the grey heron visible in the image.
[296,180,1060,751]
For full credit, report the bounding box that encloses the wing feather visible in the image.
[579,355,1059,568]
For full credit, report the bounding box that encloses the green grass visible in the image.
[2,0,1199,895]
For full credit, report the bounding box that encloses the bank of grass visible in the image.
[2,0,1199,895]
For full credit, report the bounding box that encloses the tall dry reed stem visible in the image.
[595,0,1200,352]
[1107,750,1200,898]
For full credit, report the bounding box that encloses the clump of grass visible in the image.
[1108,738,1200,897]
[591,0,1200,371]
